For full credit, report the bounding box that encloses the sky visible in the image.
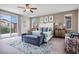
[0,15,17,23]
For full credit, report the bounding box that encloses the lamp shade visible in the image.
[55,23,59,25]
[63,24,65,26]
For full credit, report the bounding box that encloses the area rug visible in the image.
[8,40,53,54]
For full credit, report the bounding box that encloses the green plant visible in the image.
[0,26,10,34]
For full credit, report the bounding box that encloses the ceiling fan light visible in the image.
[26,9,30,11]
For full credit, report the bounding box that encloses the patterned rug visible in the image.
[8,40,53,54]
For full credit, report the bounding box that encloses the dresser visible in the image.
[54,29,65,38]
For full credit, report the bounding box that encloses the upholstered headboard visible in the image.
[39,23,53,31]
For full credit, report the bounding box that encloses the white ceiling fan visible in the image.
[18,4,37,13]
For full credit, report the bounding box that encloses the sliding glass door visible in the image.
[0,14,11,38]
[11,16,18,36]
[0,14,18,39]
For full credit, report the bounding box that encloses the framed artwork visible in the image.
[49,16,53,22]
[40,17,44,23]
[44,16,48,23]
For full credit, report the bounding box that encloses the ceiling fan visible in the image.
[18,4,37,13]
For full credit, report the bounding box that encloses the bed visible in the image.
[38,23,54,42]
[43,31,53,42]
[32,27,53,42]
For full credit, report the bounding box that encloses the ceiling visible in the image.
[0,4,79,17]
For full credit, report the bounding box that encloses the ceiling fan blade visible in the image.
[30,10,33,13]
[18,6,25,9]
[24,10,26,12]
[31,8,37,10]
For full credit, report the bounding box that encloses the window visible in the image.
[7,23,9,26]
[64,14,72,30]
[11,16,17,33]
[0,15,11,34]
[0,14,18,38]
[31,18,38,29]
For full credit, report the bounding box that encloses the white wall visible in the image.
[21,16,30,34]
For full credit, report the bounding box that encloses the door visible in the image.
[0,14,11,39]
[0,14,18,39]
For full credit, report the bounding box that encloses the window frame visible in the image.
[64,14,72,30]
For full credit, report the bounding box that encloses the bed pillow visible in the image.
[48,27,52,31]
[43,27,48,32]
[32,31,41,36]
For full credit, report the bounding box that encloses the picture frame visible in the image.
[40,17,44,23]
[49,16,53,22]
[44,16,48,23]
